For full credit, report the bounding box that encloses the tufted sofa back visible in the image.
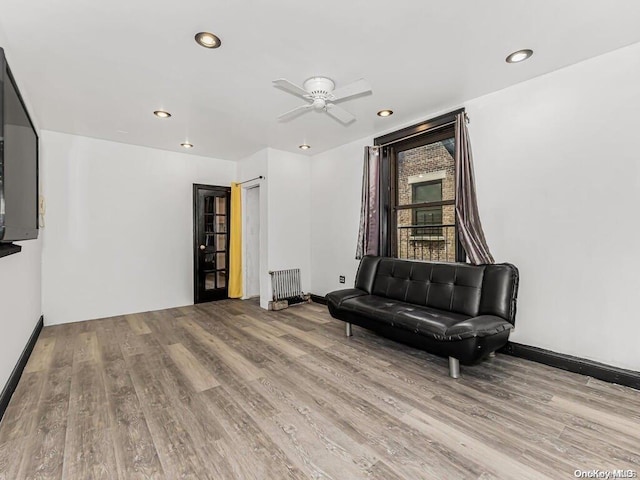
[355,256,519,324]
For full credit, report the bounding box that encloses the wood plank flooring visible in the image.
[1,300,639,480]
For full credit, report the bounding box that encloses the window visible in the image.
[412,180,443,237]
[375,109,464,262]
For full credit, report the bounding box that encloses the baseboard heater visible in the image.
[269,268,310,310]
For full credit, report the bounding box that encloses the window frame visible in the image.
[374,109,466,262]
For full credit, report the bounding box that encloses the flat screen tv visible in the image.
[0,47,39,243]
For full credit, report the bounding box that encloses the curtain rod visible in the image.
[374,113,469,149]
[238,175,264,185]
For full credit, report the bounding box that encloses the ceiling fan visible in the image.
[273,76,371,124]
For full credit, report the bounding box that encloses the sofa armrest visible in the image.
[326,288,368,309]
[444,315,514,340]
[354,256,381,294]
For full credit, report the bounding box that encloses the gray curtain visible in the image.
[455,113,494,264]
[356,146,380,259]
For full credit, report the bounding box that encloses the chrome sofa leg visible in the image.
[345,322,352,337]
[448,357,460,379]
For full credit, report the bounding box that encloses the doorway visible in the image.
[193,184,230,303]
[243,185,260,299]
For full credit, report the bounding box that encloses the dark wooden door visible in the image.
[194,184,231,303]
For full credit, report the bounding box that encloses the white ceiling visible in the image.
[1,0,640,160]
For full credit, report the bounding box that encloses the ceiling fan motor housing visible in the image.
[303,77,336,101]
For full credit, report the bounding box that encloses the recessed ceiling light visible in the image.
[377,109,394,117]
[195,32,222,49]
[181,142,194,149]
[299,144,311,150]
[154,110,171,118]
[505,49,533,63]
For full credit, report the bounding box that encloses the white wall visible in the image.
[0,27,43,391]
[41,131,237,325]
[266,148,312,294]
[238,147,312,309]
[466,41,640,371]
[311,136,371,295]
[310,42,640,371]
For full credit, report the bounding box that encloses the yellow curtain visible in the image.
[228,182,243,298]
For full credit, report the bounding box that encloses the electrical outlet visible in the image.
[339,275,345,284]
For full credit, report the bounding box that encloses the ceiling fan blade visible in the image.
[277,104,313,121]
[332,78,371,101]
[272,78,309,98]
[326,103,355,124]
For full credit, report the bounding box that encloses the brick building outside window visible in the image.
[396,138,456,262]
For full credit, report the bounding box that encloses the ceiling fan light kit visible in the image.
[273,76,372,124]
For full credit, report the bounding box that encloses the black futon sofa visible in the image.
[326,256,519,378]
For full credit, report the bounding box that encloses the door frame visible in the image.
[193,183,231,304]
[241,183,261,299]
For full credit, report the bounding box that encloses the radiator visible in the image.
[269,268,304,302]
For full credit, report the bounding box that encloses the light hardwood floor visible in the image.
[1,300,639,479]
